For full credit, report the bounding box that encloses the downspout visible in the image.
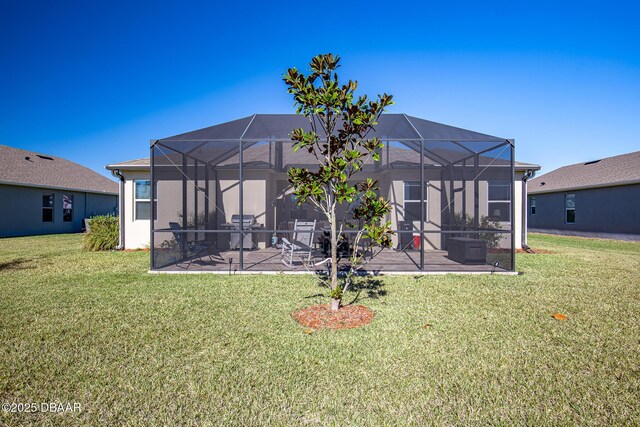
[521,169,535,247]
[111,169,125,250]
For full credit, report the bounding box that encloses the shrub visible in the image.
[83,215,119,251]
[452,213,503,249]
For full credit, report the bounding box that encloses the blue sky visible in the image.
[1,1,639,180]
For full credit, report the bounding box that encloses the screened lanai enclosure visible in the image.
[151,114,515,273]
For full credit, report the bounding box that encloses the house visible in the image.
[528,151,640,239]
[0,145,118,237]
[106,114,540,273]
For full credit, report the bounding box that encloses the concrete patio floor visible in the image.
[153,247,510,274]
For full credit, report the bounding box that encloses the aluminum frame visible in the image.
[149,114,515,273]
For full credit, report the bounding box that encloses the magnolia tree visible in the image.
[283,53,395,311]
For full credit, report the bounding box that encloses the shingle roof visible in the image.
[0,145,118,194]
[105,157,151,169]
[529,151,640,195]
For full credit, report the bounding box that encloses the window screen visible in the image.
[404,181,427,222]
[565,194,575,224]
[135,180,151,220]
[63,195,73,222]
[488,182,510,222]
[42,194,54,222]
[530,196,536,215]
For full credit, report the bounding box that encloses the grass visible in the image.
[1,232,639,425]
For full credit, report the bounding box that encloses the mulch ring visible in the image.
[292,304,375,330]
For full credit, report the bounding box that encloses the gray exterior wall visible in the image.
[0,184,118,237]
[528,184,640,234]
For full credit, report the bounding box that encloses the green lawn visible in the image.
[1,233,639,425]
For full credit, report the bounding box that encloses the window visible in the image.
[565,194,575,224]
[530,196,536,215]
[63,195,73,222]
[488,181,511,222]
[42,194,54,222]
[134,180,151,220]
[404,181,428,222]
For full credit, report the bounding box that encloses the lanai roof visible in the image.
[108,114,540,170]
[148,113,514,167]
[157,113,507,143]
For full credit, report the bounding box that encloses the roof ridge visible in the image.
[0,143,60,159]
[544,150,640,171]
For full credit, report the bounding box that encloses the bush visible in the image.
[452,213,503,249]
[83,215,119,251]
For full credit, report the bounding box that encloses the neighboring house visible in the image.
[106,114,540,273]
[0,144,118,237]
[528,151,640,239]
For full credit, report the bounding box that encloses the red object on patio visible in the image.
[412,234,421,250]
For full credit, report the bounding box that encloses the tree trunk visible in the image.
[330,204,340,311]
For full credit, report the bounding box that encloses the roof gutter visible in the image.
[105,164,150,171]
[110,169,125,250]
[0,179,118,195]
[521,169,536,247]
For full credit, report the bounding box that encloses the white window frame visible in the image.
[403,181,428,223]
[487,181,511,222]
[530,196,536,215]
[134,180,151,221]
[63,194,73,222]
[42,193,54,223]
[565,194,575,224]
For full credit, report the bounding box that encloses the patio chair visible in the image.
[169,222,217,269]
[281,219,317,267]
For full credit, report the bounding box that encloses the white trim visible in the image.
[105,164,150,171]
[106,161,539,172]
[529,196,536,215]
[403,180,428,223]
[107,164,538,173]
[487,181,511,222]
[62,194,74,222]
[565,194,576,224]
[148,269,519,276]
[42,192,54,223]
[133,179,151,221]
[514,163,542,170]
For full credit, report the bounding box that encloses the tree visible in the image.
[283,53,395,311]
